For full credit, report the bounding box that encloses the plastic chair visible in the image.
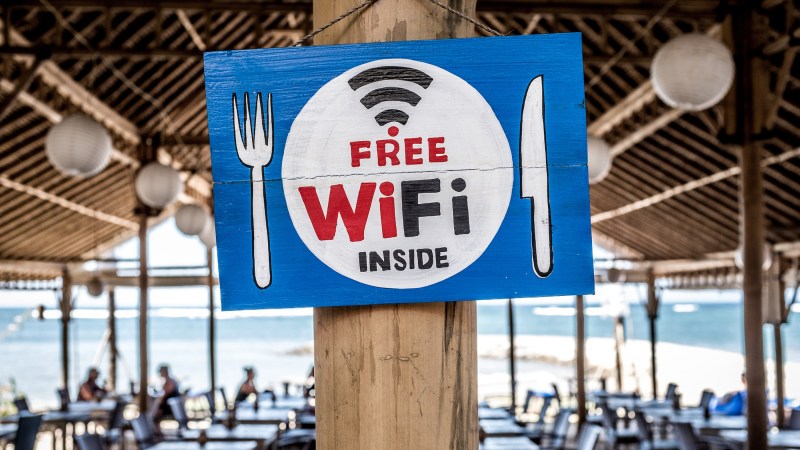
[103,400,127,448]
[74,433,105,450]
[57,388,71,407]
[277,429,315,450]
[130,415,157,449]
[697,390,714,409]
[787,408,800,430]
[575,424,602,450]
[14,414,43,450]
[167,397,189,431]
[634,410,679,450]
[540,408,573,450]
[600,403,639,448]
[672,422,701,450]
[664,383,678,402]
[14,397,30,413]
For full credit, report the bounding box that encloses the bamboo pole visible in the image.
[207,247,216,400]
[508,299,517,413]
[613,315,624,392]
[733,5,769,448]
[576,295,586,426]
[61,268,71,392]
[312,4,478,447]
[138,214,149,413]
[646,269,658,399]
[108,287,117,393]
[775,256,786,428]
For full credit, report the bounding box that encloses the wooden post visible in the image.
[61,268,72,391]
[774,322,785,428]
[108,287,117,393]
[613,315,624,392]
[775,256,786,428]
[507,299,517,413]
[207,247,217,399]
[646,269,659,399]
[575,295,587,426]
[732,4,769,448]
[312,2,478,449]
[138,214,149,413]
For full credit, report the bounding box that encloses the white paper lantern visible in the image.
[135,162,183,209]
[651,33,735,111]
[587,136,613,184]
[734,243,773,271]
[86,276,105,297]
[45,115,112,177]
[175,204,209,236]
[200,219,216,248]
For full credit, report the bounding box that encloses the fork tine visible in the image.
[254,93,266,149]
[232,93,244,152]
[267,93,273,149]
[244,92,253,150]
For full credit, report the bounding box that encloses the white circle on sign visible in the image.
[282,58,513,289]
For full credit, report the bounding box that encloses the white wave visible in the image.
[532,306,576,317]
[672,304,698,313]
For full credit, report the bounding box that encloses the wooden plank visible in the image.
[312,1,478,449]
[592,146,800,223]
[138,214,149,413]
[576,295,586,425]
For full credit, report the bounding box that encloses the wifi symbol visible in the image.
[348,66,433,126]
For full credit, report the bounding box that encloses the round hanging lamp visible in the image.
[175,204,209,236]
[135,162,183,209]
[587,136,613,184]
[86,276,106,297]
[651,33,735,111]
[45,115,112,177]
[200,219,216,248]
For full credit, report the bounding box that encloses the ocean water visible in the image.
[1,300,799,408]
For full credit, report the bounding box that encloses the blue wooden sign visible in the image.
[204,33,594,310]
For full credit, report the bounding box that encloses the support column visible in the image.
[312,2,478,449]
[208,247,217,400]
[138,214,149,413]
[775,256,786,428]
[613,316,625,392]
[576,295,587,426]
[732,4,769,447]
[108,287,117,393]
[646,270,659,399]
[61,268,72,392]
[508,299,517,413]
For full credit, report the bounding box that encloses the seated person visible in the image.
[78,367,107,401]
[235,367,258,403]
[713,373,746,416]
[153,364,181,422]
[236,367,276,405]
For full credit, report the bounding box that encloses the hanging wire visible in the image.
[292,0,502,47]
[585,0,679,89]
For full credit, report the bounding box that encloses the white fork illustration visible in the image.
[233,92,273,289]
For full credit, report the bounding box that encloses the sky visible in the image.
[0,217,749,313]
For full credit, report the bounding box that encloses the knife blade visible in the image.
[520,75,553,278]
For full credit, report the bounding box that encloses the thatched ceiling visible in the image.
[0,0,798,282]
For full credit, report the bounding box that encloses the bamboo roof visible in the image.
[0,0,798,283]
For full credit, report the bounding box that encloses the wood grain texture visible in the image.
[313,1,478,449]
[314,302,478,450]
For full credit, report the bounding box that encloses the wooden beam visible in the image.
[138,214,149,413]
[591,146,800,224]
[312,1,477,449]
[0,55,44,122]
[591,229,645,259]
[207,247,216,401]
[175,10,206,51]
[575,295,587,426]
[108,287,117,393]
[0,174,138,229]
[61,268,71,392]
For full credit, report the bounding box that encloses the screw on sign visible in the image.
[207,34,594,309]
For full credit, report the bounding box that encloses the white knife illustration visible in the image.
[520,75,553,278]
